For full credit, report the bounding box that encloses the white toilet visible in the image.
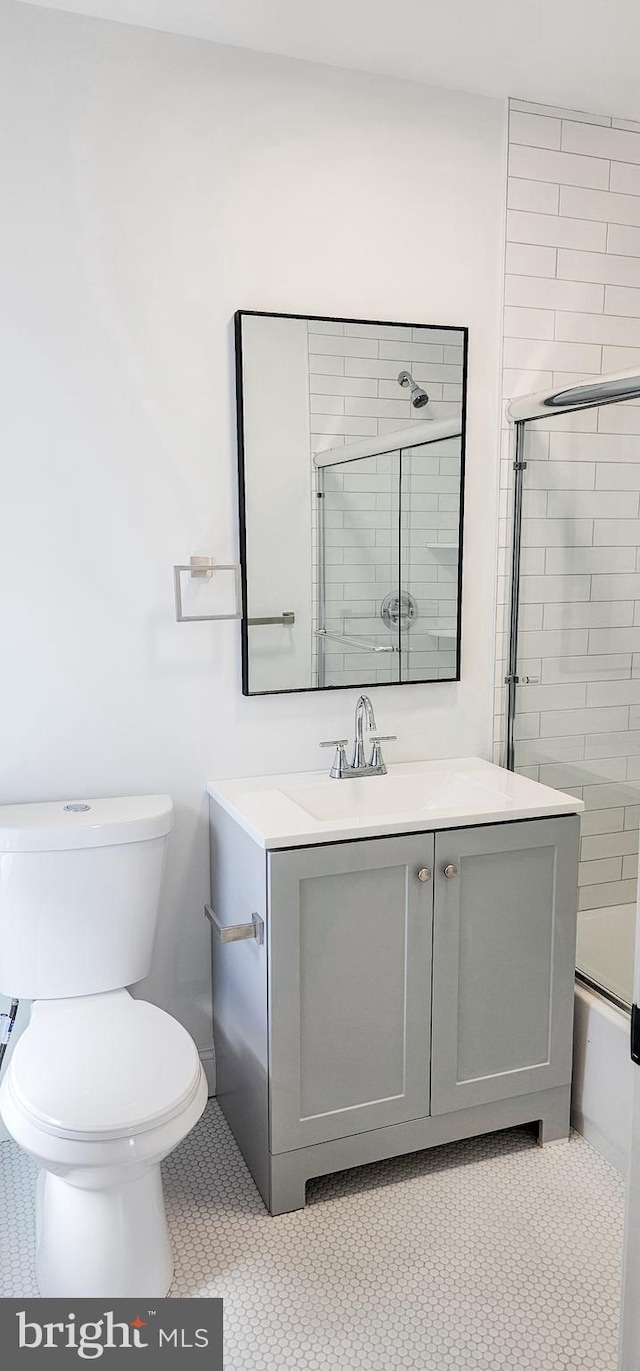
[0,794,208,1298]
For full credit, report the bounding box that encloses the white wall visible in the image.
[0,2,506,1085]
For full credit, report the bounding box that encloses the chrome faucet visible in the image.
[320,695,397,779]
[352,693,375,770]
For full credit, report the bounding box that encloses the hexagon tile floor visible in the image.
[0,1102,625,1370]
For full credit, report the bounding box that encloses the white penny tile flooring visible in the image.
[0,1101,625,1369]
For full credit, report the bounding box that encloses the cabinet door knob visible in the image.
[443,864,458,879]
[417,867,432,882]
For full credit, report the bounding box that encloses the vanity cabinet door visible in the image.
[268,834,434,1153]
[430,816,580,1116]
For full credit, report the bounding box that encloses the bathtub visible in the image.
[571,980,633,1175]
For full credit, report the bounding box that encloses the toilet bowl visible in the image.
[0,794,208,1297]
[0,991,207,1297]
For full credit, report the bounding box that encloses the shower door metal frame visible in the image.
[504,420,526,771]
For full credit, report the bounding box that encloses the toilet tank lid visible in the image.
[0,795,173,852]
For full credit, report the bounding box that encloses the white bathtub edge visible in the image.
[571,981,633,1176]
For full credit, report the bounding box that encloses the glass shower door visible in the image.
[508,405,640,1008]
[505,381,640,1371]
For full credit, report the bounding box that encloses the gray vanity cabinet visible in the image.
[268,834,434,1152]
[209,804,580,1214]
[430,818,578,1115]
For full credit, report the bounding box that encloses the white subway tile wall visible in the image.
[495,99,640,921]
[308,320,463,685]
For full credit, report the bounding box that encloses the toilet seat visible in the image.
[8,991,203,1142]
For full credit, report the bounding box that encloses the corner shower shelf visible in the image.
[425,543,458,550]
[426,628,456,639]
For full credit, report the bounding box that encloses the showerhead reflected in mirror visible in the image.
[235,310,468,695]
[397,369,430,408]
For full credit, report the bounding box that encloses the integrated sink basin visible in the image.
[207,757,584,850]
[281,770,510,822]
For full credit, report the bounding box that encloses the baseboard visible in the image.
[200,1047,216,1097]
[571,1109,627,1175]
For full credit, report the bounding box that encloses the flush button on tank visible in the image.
[63,803,91,813]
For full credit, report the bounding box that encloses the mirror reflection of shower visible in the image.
[397,370,429,409]
[314,415,464,688]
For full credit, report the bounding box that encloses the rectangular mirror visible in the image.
[236,311,467,694]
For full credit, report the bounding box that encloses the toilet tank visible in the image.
[0,795,173,1000]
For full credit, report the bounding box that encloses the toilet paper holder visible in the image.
[204,904,264,945]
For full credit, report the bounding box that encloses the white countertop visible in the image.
[207,757,583,850]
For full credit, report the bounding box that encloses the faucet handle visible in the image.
[320,739,349,779]
[368,735,397,773]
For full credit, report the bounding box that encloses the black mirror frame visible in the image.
[235,309,468,696]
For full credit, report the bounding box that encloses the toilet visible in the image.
[0,794,208,1298]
